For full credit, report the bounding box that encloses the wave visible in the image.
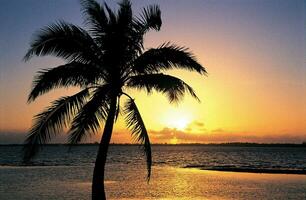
[183,165,306,175]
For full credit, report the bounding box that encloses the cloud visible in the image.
[0,131,26,144]
[185,120,207,132]
[211,128,224,133]
[192,121,205,127]
[0,131,94,144]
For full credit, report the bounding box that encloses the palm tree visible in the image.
[23,0,206,199]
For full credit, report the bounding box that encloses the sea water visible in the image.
[0,145,305,199]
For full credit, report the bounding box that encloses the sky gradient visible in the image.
[0,0,305,144]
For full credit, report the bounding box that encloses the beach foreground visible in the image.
[1,165,305,200]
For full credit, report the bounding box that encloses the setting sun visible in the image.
[161,108,193,130]
[166,117,190,130]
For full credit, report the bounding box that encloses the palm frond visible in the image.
[23,89,90,162]
[28,62,102,102]
[134,4,161,32]
[133,43,206,75]
[118,0,132,26]
[124,98,152,180]
[127,73,200,103]
[24,20,101,63]
[115,96,121,121]
[68,85,111,144]
[104,2,117,24]
[80,0,109,37]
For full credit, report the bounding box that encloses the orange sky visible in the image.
[0,0,305,144]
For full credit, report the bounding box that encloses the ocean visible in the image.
[0,145,305,199]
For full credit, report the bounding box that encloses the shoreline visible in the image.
[1,163,306,175]
[184,165,306,175]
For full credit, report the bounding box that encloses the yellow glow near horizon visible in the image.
[170,137,178,144]
[161,108,193,130]
[166,117,190,130]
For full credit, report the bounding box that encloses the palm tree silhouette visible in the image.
[23,0,206,199]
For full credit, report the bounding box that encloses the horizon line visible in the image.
[1,142,306,146]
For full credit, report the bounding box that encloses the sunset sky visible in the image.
[0,0,305,144]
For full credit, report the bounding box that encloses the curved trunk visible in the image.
[92,96,117,200]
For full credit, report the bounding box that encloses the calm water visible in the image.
[0,145,305,199]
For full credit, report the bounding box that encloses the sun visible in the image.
[166,117,190,130]
[161,108,193,130]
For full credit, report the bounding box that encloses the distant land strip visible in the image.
[184,165,306,175]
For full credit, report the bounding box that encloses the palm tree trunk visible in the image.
[92,96,117,200]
